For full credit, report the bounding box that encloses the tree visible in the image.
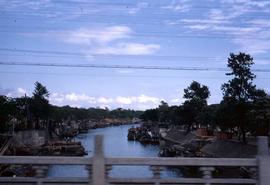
[249,95,270,136]
[221,52,266,143]
[182,81,210,132]
[140,109,159,122]
[222,53,258,102]
[158,101,169,122]
[30,82,51,129]
[33,82,50,99]
[167,106,182,125]
[184,81,210,101]
[0,96,11,133]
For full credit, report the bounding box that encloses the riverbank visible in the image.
[1,118,141,157]
[160,128,258,158]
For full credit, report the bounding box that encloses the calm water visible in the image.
[48,124,181,178]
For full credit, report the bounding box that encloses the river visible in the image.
[48,124,181,178]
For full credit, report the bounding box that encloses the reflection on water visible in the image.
[48,124,181,178]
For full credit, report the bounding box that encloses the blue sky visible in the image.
[0,0,270,110]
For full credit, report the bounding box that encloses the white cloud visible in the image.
[49,92,162,110]
[172,1,270,54]
[97,97,114,104]
[247,1,270,8]
[162,0,191,12]
[178,19,229,24]
[115,96,135,105]
[17,87,27,96]
[1,89,167,110]
[98,104,111,109]
[14,87,29,97]
[36,26,160,56]
[137,94,160,104]
[0,87,30,98]
[248,19,270,28]
[64,93,96,103]
[115,94,161,106]
[221,0,270,8]
[51,93,64,103]
[128,2,148,14]
[170,98,184,104]
[63,26,132,45]
[0,0,52,11]
[92,42,160,55]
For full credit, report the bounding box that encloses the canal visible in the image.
[48,124,181,178]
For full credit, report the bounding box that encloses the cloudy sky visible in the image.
[0,0,270,110]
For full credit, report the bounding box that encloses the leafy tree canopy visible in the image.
[33,81,49,100]
[184,81,210,102]
[221,52,265,102]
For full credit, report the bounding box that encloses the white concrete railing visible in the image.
[0,135,269,185]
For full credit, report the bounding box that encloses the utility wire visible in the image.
[0,70,229,79]
[1,70,269,79]
[0,30,267,40]
[1,48,270,61]
[4,0,270,9]
[1,61,270,72]
[1,19,269,30]
[2,14,270,24]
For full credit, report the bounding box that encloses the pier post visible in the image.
[92,135,106,185]
[257,136,269,156]
[257,136,270,185]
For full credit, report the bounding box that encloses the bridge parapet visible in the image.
[0,135,269,185]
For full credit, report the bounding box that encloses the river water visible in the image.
[48,124,181,178]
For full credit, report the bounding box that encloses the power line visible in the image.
[0,53,227,62]
[1,7,270,25]
[0,30,268,40]
[0,1,255,9]
[1,19,268,30]
[2,13,270,24]
[1,61,270,72]
[3,0,270,10]
[0,70,231,79]
[1,48,270,61]
[0,48,227,58]
[2,10,270,18]
[1,70,269,79]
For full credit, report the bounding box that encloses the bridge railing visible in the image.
[0,135,269,185]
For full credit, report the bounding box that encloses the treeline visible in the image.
[141,53,270,143]
[51,106,142,121]
[0,82,142,132]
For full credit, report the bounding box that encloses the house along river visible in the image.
[48,124,181,178]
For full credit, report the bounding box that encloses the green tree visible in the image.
[182,81,210,132]
[222,53,258,101]
[140,109,159,122]
[249,95,270,136]
[30,82,51,129]
[0,96,11,133]
[221,52,266,143]
[158,101,169,122]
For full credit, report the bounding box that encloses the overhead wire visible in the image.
[0,70,233,79]
[0,29,267,40]
[0,48,270,61]
[1,61,270,73]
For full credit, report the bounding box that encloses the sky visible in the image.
[0,0,270,110]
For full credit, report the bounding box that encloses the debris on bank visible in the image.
[127,125,159,144]
[5,141,86,156]
[159,128,214,157]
